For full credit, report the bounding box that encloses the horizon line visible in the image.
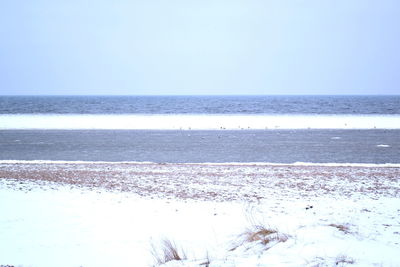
[1,94,400,97]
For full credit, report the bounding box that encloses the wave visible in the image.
[1,160,399,168]
[0,114,400,130]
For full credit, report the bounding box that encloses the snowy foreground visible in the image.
[0,162,400,267]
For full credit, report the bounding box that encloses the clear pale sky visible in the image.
[0,0,399,95]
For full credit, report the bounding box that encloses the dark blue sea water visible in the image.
[0,95,399,163]
[1,95,399,114]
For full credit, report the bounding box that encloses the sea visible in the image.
[0,95,399,164]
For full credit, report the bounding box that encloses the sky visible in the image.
[0,0,399,95]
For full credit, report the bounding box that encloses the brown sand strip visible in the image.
[0,162,399,201]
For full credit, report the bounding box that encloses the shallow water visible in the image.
[1,130,399,163]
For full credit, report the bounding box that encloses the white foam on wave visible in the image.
[0,114,400,130]
[377,144,390,148]
[1,160,399,168]
[0,160,155,165]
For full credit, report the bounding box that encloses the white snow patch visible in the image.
[1,180,399,267]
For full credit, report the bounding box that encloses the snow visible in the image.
[1,163,400,267]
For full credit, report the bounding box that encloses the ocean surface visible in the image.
[0,95,399,163]
[1,95,400,114]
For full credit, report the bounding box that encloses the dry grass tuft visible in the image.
[231,206,289,251]
[246,226,278,245]
[151,238,187,265]
[235,224,289,250]
[329,224,351,234]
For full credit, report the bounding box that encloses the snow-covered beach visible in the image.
[2,0,400,264]
[1,162,399,267]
